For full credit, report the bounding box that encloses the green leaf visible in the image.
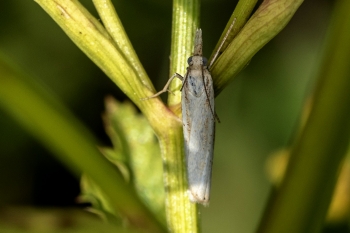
[102,97,165,224]
[79,174,121,225]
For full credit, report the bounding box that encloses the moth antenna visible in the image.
[208,18,237,70]
[201,67,218,122]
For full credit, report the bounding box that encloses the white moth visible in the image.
[144,23,234,205]
[182,29,217,205]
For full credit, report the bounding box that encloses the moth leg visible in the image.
[180,70,189,92]
[141,73,184,100]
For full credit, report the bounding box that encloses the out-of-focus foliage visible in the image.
[0,207,138,233]
[80,98,165,224]
[266,149,350,223]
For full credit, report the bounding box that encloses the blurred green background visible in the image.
[0,0,348,232]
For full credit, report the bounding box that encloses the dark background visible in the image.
[0,0,348,232]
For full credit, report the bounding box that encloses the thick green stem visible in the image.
[257,0,350,232]
[160,1,200,232]
[168,0,200,109]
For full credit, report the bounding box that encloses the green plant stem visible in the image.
[168,0,200,108]
[35,0,198,232]
[209,0,259,63]
[92,0,150,90]
[34,0,177,137]
[160,0,200,232]
[0,56,165,232]
[35,0,182,231]
[211,0,303,96]
[257,0,350,232]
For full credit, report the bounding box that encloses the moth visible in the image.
[144,22,234,205]
[182,29,217,205]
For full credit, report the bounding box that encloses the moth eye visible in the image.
[202,57,208,66]
[187,56,193,65]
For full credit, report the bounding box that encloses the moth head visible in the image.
[187,56,208,66]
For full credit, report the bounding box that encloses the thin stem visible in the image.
[211,0,304,96]
[34,0,177,139]
[209,0,259,63]
[92,0,151,90]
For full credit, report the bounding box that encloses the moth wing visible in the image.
[182,69,215,205]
